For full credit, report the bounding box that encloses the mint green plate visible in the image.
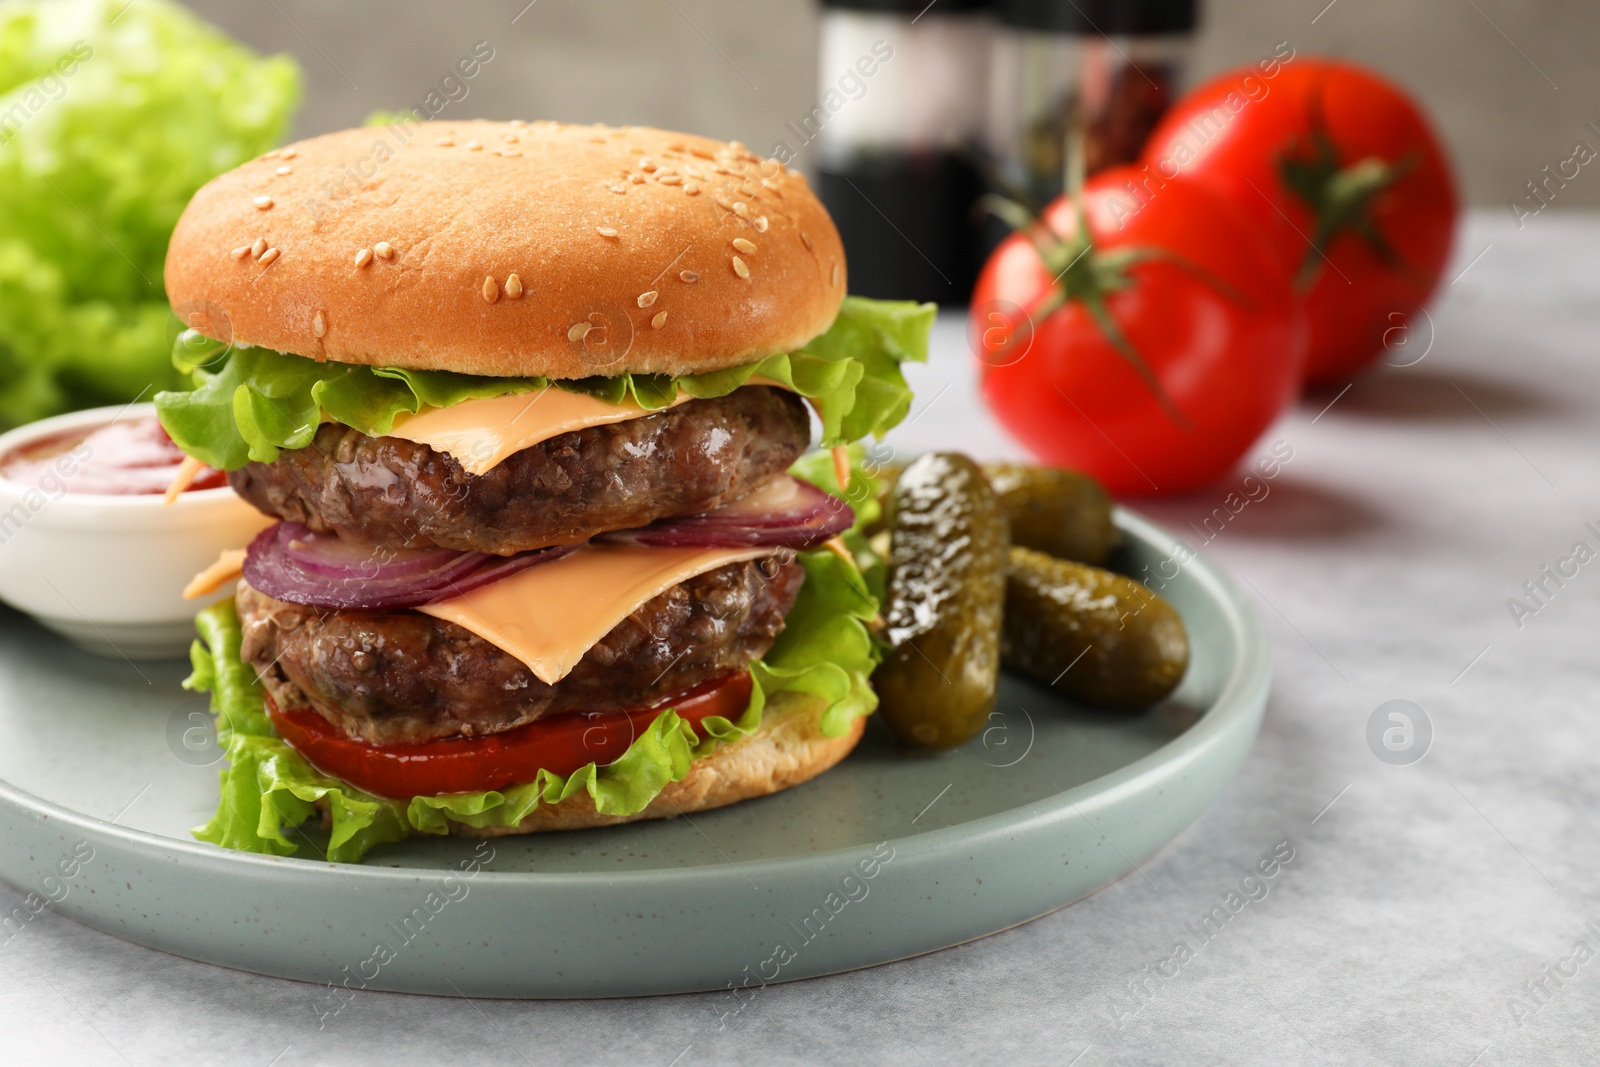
[0,509,1267,998]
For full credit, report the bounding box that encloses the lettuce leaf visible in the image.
[790,441,891,605]
[155,296,934,470]
[0,0,301,428]
[185,544,880,864]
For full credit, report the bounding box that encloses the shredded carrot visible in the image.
[183,548,246,600]
[164,455,205,505]
[831,445,851,494]
[821,535,855,567]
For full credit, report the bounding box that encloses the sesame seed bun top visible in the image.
[163,120,848,379]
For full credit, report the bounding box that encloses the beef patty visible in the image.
[228,387,810,556]
[236,555,804,745]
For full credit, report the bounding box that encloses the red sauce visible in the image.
[264,671,755,799]
[0,415,225,496]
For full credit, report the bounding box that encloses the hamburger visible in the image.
[155,120,932,863]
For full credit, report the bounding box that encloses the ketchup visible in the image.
[0,415,225,496]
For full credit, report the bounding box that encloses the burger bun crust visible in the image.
[165,121,848,379]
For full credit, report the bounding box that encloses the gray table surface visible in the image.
[2,211,1596,1066]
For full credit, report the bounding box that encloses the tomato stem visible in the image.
[1277,86,1419,291]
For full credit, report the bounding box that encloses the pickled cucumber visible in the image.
[1003,546,1188,711]
[875,453,1009,749]
[982,464,1119,566]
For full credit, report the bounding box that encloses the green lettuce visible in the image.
[155,296,935,470]
[790,441,891,604]
[0,0,301,428]
[186,546,880,864]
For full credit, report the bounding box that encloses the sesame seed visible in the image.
[657,174,682,186]
[679,270,699,283]
[684,184,700,195]
[732,201,749,219]
[637,290,658,308]
[609,183,627,195]
[466,140,483,151]
[502,133,519,143]
[275,165,293,176]
[629,174,645,184]
[666,142,686,152]
[691,147,715,159]
[279,147,297,160]
[355,248,373,268]
[732,237,757,254]
[740,184,758,197]
[568,322,593,342]
[436,135,455,147]
[800,232,813,252]
[483,276,500,303]
[505,273,524,299]
[651,310,668,329]
[754,216,769,232]
[495,148,522,158]
[638,157,656,172]
[313,311,327,337]
[259,247,280,266]
[597,227,618,238]
[729,140,746,152]
[231,246,250,259]
[684,165,703,178]
[374,242,394,260]
[832,263,841,286]
[732,256,750,280]
[626,144,644,153]
[590,136,608,144]
[251,238,268,258]
[253,196,274,211]
[510,119,527,128]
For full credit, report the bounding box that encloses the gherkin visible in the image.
[981,463,1119,566]
[1002,547,1189,711]
[874,453,1009,749]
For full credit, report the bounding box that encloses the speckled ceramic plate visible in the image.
[0,509,1267,998]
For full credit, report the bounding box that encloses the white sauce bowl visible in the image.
[0,403,273,660]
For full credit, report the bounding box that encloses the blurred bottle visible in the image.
[987,0,1198,209]
[812,0,993,306]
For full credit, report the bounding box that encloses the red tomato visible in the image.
[974,167,1305,496]
[264,671,753,799]
[1142,57,1457,383]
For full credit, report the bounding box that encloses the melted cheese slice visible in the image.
[386,389,693,476]
[417,544,771,685]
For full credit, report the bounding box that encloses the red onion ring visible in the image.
[242,523,580,611]
[599,476,854,551]
[242,477,851,611]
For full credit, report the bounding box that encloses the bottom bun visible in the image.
[319,691,866,837]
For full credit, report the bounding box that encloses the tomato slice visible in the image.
[263,671,754,800]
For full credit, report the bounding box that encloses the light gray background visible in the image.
[183,0,1600,214]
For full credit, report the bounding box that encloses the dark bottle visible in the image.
[812,0,994,306]
[988,0,1198,208]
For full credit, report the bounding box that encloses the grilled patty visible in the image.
[235,556,804,745]
[227,387,810,555]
